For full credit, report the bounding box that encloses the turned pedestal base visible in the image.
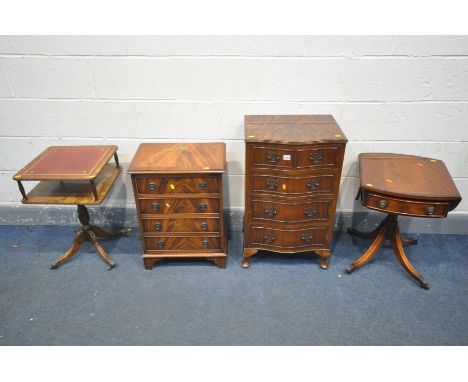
[346,214,428,289]
[50,205,128,270]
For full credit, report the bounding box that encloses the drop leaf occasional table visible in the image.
[242,115,347,269]
[347,153,462,289]
[127,143,227,269]
[13,145,126,270]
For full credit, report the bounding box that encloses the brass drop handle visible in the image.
[425,206,436,215]
[263,233,275,243]
[266,177,279,190]
[154,222,162,230]
[304,207,317,217]
[157,241,165,249]
[377,199,388,209]
[148,182,157,191]
[265,207,278,217]
[202,240,209,248]
[198,203,208,211]
[199,181,207,190]
[307,179,320,191]
[267,153,280,163]
[201,222,208,230]
[151,203,160,211]
[309,152,323,164]
[301,233,313,244]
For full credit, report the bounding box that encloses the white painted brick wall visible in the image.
[0,36,467,217]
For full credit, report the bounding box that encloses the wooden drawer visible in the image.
[296,146,339,168]
[145,236,221,251]
[251,146,295,168]
[251,174,335,195]
[249,226,328,250]
[142,218,220,233]
[364,193,449,218]
[135,176,219,194]
[251,198,331,223]
[138,198,219,214]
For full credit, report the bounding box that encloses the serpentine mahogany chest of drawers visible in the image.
[128,143,227,269]
[241,115,347,269]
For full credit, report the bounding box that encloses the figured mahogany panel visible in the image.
[138,198,219,214]
[251,198,331,223]
[142,218,220,233]
[145,236,221,252]
[250,226,328,250]
[251,174,335,195]
[135,176,219,195]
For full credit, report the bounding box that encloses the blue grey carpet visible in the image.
[0,225,467,345]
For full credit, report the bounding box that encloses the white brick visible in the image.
[345,58,468,101]
[305,36,394,56]
[126,36,305,56]
[0,60,12,97]
[4,57,95,98]
[0,36,42,54]
[39,36,128,56]
[393,36,468,56]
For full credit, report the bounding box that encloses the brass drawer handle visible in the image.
[265,207,278,217]
[304,207,317,217]
[301,233,313,244]
[151,203,160,211]
[154,222,162,230]
[202,240,209,248]
[307,179,320,191]
[201,222,208,230]
[148,182,157,191]
[198,203,208,211]
[266,177,279,190]
[263,233,276,243]
[425,206,436,215]
[267,153,280,163]
[157,241,165,249]
[199,181,207,190]
[377,199,388,209]
[309,152,323,164]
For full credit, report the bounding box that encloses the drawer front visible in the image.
[251,174,335,195]
[252,199,331,223]
[251,146,295,168]
[145,236,221,251]
[365,193,449,218]
[296,146,339,168]
[139,198,219,214]
[136,176,219,194]
[249,226,328,249]
[142,218,220,233]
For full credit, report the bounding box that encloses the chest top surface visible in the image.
[13,145,117,181]
[359,153,462,201]
[245,115,347,145]
[127,143,226,174]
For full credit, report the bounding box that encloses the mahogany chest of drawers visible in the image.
[242,115,347,269]
[128,143,227,269]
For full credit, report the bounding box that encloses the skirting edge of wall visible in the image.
[0,205,467,235]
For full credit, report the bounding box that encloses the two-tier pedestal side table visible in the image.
[13,145,127,270]
[127,143,228,269]
[242,115,348,269]
[346,153,462,289]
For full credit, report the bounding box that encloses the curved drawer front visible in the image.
[252,199,330,223]
[136,176,219,194]
[365,193,449,218]
[250,226,327,250]
[251,174,335,195]
[145,236,220,251]
[142,218,220,233]
[296,146,338,168]
[251,146,295,168]
[139,198,219,214]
